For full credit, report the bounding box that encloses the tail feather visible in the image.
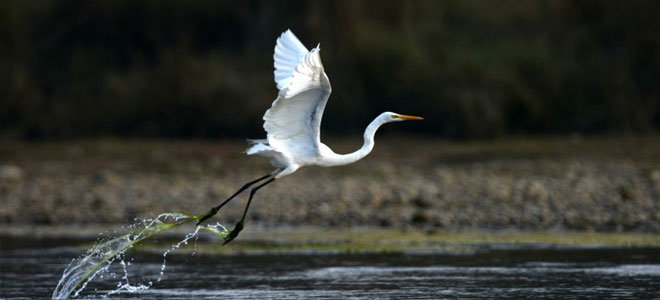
[246,142,288,168]
[247,138,269,145]
[246,143,272,155]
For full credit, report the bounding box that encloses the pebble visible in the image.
[0,165,24,181]
[1,140,659,232]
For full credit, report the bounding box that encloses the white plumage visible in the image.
[198,29,422,243]
[247,29,423,178]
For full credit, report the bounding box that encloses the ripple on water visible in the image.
[2,244,660,299]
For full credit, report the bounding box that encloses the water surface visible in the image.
[1,237,659,299]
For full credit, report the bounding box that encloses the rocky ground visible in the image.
[1,136,659,232]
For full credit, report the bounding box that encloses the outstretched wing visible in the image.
[263,30,331,159]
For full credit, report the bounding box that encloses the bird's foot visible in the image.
[222,220,244,245]
[196,207,219,226]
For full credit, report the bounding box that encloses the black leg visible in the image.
[196,174,271,225]
[223,177,276,244]
[241,177,276,221]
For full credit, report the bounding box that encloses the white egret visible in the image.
[197,29,423,243]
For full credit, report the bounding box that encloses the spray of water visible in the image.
[52,212,228,299]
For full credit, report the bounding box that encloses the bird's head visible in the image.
[382,112,424,123]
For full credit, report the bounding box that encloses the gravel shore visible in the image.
[1,137,659,232]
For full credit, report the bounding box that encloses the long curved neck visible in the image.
[329,116,386,166]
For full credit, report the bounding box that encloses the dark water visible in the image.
[1,238,660,299]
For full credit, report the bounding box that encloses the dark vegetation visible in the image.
[1,0,659,139]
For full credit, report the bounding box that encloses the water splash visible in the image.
[158,226,202,281]
[52,212,229,299]
[103,253,150,297]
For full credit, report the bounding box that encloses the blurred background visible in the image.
[2,0,659,139]
[1,0,659,231]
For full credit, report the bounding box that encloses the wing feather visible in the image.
[273,30,309,90]
[263,30,331,160]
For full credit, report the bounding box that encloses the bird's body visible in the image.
[197,29,422,243]
[246,30,422,178]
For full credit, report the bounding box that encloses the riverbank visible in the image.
[1,136,659,232]
[2,224,660,255]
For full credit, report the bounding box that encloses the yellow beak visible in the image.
[394,114,424,120]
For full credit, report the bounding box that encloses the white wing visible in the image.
[263,30,331,160]
[273,30,308,90]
